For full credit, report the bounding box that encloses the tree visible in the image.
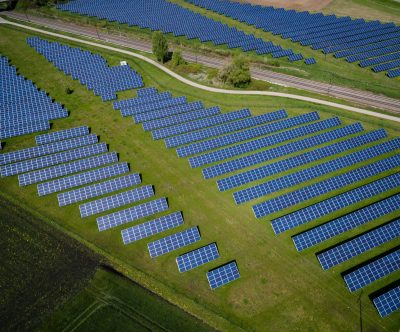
[218,57,251,88]
[152,31,168,63]
[170,51,187,67]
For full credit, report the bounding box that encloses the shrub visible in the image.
[152,31,169,63]
[218,57,251,88]
[170,51,187,67]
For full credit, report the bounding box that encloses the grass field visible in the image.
[1,23,400,331]
[17,1,400,101]
[41,267,215,332]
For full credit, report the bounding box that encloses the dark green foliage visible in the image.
[218,56,251,88]
[152,31,169,63]
[65,87,74,94]
[15,0,65,8]
[170,51,187,67]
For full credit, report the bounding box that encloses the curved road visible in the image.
[4,11,400,114]
[1,17,400,123]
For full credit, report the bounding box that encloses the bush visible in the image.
[218,57,251,88]
[170,51,187,67]
[65,87,74,95]
[152,31,169,63]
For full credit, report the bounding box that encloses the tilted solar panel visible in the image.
[176,243,219,272]
[207,261,240,289]
[373,286,400,317]
[35,126,89,145]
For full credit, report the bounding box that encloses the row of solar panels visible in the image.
[186,0,400,77]
[56,0,309,63]
[0,55,67,140]
[0,123,240,290]
[27,37,144,101]
[113,86,399,317]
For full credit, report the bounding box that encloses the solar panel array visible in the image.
[58,173,141,206]
[148,226,201,258]
[35,126,89,145]
[234,138,400,204]
[0,56,67,140]
[187,0,400,76]
[207,261,240,289]
[343,249,400,292]
[123,96,187,118]
[292,193,400,252]
[97,197,169,231]
[79,185,154,217]
[176,243,220,272]
[57,0,304,61]
[317,219,400,270]
[27,37,143,101]
[373,286,400,317]
[272,171,400,235]
[121,212,184,244]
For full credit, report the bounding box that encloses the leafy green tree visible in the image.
[170,51,187,67]
[218,57,251,88]
[152,31,169,63]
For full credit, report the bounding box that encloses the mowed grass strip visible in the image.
[0,25,399,331]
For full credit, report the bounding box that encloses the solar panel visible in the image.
[317,219,400,270]
[218,129,386,192]
[136,87,158,97]
[151,108,251,140]
[234,138,400,205]
[113,91,171,110]
[58,173,140,206]
[35,126,89,145]
[207,261,240,289]
[253,154,400,219]
[19,152,118,186]
[0,134,98,166]
[142,104,217,132]
[147,226,201,258]
[190,115,337,168]
[176,243,220,272]
[176,110,288,157]
[343,249,400,292]
[1,143,108,177]
[79,185,154,217]
[272,171,400,234]
[292,193,400,252]
[38,162,129,196]
[97,197,168,231]
[203,122,363,180]
[121,96,187,117]
[121,211,184,244]
[1,121,50,140]
[134,101,205,124]
[373,286,400,317]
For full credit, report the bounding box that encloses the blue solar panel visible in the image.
[136,87,158,97]
[272,171,400,235]
[121,211,184,244]
[147,226,201,258]
[317,219,400,270]
[203,122,363,180]
[0,134,98,166]
[253,154,400,219]
[343,249,400,292]
[292,193,400,252]
[1,143,108,177]
[207,261,240,289]
[134,101,205,124]
[19,152,118,186]
[190,115,336,168]
[152,108,249,140]
[218,129,386,192]
[165,109,290,149]
[35,126,89,145]
[79,185,154,217]
[121,96,187,117]
[176,243,220,272]
[143,105,219,132]
[373,286,400,317]
[176,110,288,157]
[58,173,141,206]
[97,197,168,231]
[38,162,129,196]
[113,91,172,110]
[1,121,50,140]
[234,138,400,204]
